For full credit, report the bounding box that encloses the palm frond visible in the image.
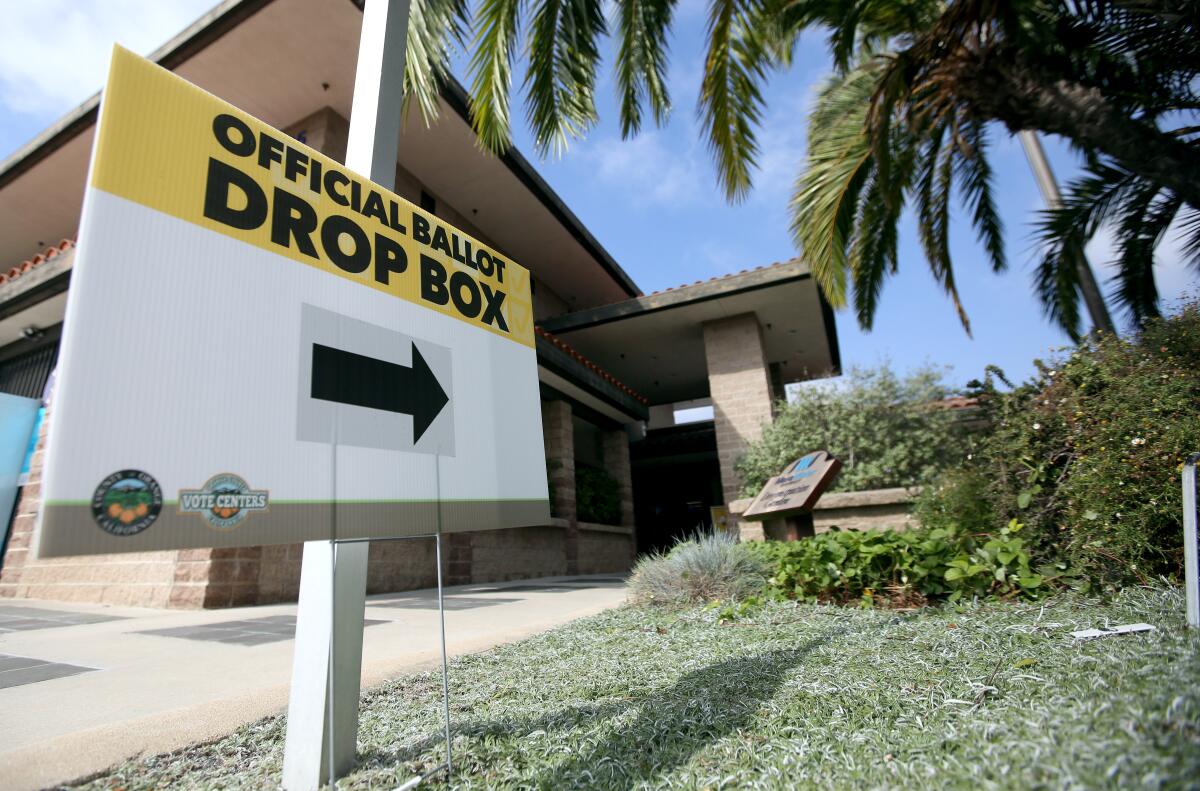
[912,122,971,334]
[1112,186,1180,325]
[952,118,1005,273]
[848,169,903,328]
[468,0,525,153]
[616,0,677,137]
[1034,161,1143,335]
[791,64,879,307]
[404,0,469,124]
[1034,235,1085,341]
[1179,206,1200,264]
[524,0,607,155]
[699,0,769,200]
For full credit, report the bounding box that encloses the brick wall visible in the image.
[577,529,633,574]
[601,428,636,563]
[0,408,201,608]
[702,313,776,509]
[1,401,630,609]
[469,526,567,581]
[541,399,578,573]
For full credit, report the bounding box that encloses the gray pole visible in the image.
[282,1,412,788]
[1019,131,1117,336]
[1184,453,1199,628]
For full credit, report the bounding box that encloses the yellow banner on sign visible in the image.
[91,46,534,348]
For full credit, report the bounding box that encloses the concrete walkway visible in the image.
[0,575,627,790]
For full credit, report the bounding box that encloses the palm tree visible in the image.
[785,0,1199,336]
[400,0,1199,335]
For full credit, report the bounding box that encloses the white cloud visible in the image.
[0,0,216,117]
[586,129,714,208]
[751,110,806,203]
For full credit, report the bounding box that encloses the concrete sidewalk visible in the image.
[0,575,627,790]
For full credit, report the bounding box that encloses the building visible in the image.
[0,0,839,608]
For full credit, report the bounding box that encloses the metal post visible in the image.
[435,532,453,775]
[1184,453,1199,628]
[282,1,413,788]
[1019,131,1116,337]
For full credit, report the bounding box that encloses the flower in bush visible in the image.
[917,299,1200,588]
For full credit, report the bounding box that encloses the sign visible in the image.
[0,393,41,546]
[742,450,841,521]
[709,505,732,535]
[37,47,549,558]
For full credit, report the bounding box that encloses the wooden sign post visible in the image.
[741,451,842,539]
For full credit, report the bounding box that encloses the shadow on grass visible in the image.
[359,626,846,788]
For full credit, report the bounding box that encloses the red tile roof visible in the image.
[935,396,980,410]
[534,326,649,405]
[641,257,801,298]
[1,239,74,285]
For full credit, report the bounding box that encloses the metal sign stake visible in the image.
[283,1,413,788]
[1184,453,1199,628]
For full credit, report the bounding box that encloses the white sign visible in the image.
[37,47,549,557]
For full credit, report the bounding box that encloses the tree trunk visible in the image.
[954,48,1200,209]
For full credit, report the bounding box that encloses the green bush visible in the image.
[735,364,971,497]
[629,531,768,607]
[576,465,621,525]
[921,300,1200,587]
[744,522,1065,607]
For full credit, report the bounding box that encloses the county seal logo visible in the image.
[178,473,269,530]
[91,470,163,536]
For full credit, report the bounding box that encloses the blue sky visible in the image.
[1,0,1193,390]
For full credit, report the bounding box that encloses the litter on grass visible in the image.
[1069,623,1156,640]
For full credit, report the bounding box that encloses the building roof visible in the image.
[0,239,74,285]
[538,258,841,404]
[0,0,640,305]
[535,327,648,405]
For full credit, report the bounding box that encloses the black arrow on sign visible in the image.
[311,342,449,442]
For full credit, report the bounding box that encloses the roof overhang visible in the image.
[0,0,639,307]
[539,260,842,405]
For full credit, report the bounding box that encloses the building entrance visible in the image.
[631,422,723,556]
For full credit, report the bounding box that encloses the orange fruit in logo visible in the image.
[135,503,149,517]
[108,503,123,518]
[119,509,136,524]
[213,507,238,519]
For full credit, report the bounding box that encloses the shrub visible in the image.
[629,531,767,606]
[744,522,1063,607]
[735,364,971,497]
[921,300,1200,587]
[576,465,621,525]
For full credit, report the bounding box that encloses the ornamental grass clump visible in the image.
[628,531,767,607]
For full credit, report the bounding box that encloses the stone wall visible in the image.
[541,399,579,573]
[470,526,568,582]
[577,526,635,575]
[729,487,919,540]
[702,314,776,512]
[1,399,635,608]
[812,488,918,533]
[0,408,206,608]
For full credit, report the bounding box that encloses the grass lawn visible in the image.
[78,587,1199,789]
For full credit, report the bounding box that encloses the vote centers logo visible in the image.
[178,473,269,530]
[91,470,163,536]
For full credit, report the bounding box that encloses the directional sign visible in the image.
[36,47,549,557]
[310,343,447,440]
